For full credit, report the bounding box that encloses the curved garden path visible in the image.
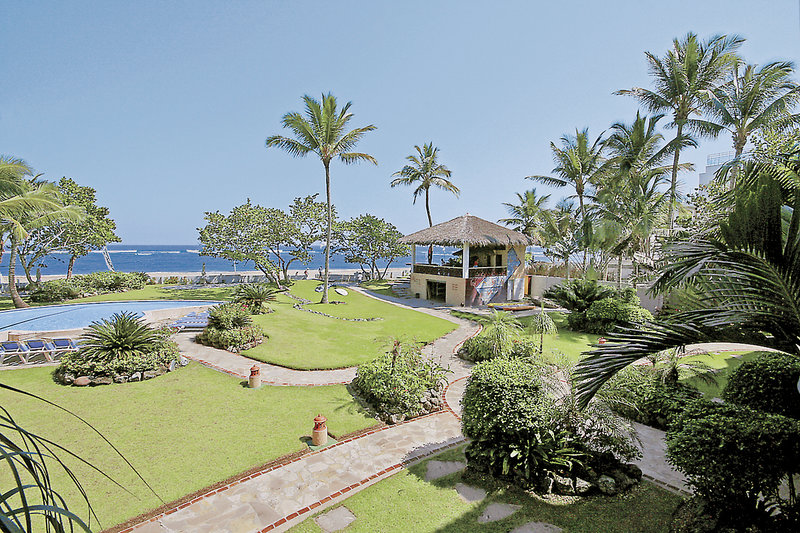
[122,288,687,533]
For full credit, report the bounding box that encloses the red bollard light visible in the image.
[312,414,328,446]
[598,337,607,345]
[248,365,261,388]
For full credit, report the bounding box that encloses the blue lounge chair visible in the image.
[24,339,56,363]
[1,341,30,365]
[49,338,80,356]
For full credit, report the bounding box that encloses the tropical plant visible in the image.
[483,310,523,357]
[207,302,253,330]
[499,188,550,243]
[332,214,410,280]
[575,149,800,407]
[526,304,558,355]
[391,142,459,264]
[644,346,718,387]
[541,199,580,279]
[617,32,743,230]
[528,128,605,270]
[700,60,800,188]
[233,283,278,314]
[77,312,162,364]
[543,278,614,313]
[0,157,84,307]
[722,351,800,419]
[266,93,377,303]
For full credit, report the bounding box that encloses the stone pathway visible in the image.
[631,421,691,495]
[173,333,356,386]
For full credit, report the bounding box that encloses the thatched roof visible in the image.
[400,214,534,246]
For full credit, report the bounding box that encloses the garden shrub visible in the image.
[56,313,180,379]
[667,400,800,528]
[509,336,538,358]
[583,297,652,334]
[197,302,263,351]
[457,311,532,362]
[723,351,800,419]
[206,303,252,330]
[351,341,449,423]
[28,272,146,302]
[197,325,264,352]
[233,283,278,314]
[543,279,614,313]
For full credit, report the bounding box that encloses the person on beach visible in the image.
[318,266,323,279]
[304,269,309,279]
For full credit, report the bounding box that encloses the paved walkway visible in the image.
[122,289,688,532]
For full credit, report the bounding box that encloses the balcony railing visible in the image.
[412,264,507,278]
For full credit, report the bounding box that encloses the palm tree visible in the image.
[498,188,550,243]
[575,152,800,407]
[616,32,743,231]
[698,60,800,187]
[528,129,605,273]
[391,143,458,264]
[0,157,82,308]
[594,113,686,286]
[541,200,580,280]
[266,94,377,303]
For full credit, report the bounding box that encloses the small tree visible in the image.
[333,214,409,280]
[19,177,120,281]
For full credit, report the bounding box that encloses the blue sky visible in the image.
[2,1,799,244]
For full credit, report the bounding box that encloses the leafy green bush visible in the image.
[206,303,252,330]
[57,312,179,377]
[667,400,800,527]
[233,283,278,314]
[197,325,264,352]
[28,272,146,302]
[583,297,652,334]
[509,336,539,358]
[609,372,701,430]
[458,311,528,362]
[352,341,449,421]
[723,351,800,419]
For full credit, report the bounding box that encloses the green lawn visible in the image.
[242,281,456,369]
[0,364,377,529]
[359,279,395,297]
[680,350,762,398]
[452,310,597,362]
[289,445,681,533]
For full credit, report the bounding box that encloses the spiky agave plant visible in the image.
[78,312,160,364]
[233,283,278,314]
[483,310,523,357]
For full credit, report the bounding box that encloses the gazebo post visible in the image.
[462,243,470,279]
[411,244,416,272]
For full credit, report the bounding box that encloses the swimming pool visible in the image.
[0,301,219,332]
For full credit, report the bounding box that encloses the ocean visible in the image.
[0,244,551,277]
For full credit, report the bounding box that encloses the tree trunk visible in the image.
[425,188,433,265]
[564,257,570,280]
[617,255,623,289]
[579,194,588,275]
[322,162,332,304]
[730,141,744,190]
[19,253,35,286]
[67,255,76,279]
[9,238,29,308]
[667,122,684,233]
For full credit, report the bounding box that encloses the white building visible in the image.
[698,151,735,188]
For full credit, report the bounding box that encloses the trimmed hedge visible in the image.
[29,272,147,302]
[723,351,800,419]
[197,302,264,352]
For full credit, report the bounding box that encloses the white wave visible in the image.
[91,249,138,253]
[186,249,201,253]
[136,252,153,256]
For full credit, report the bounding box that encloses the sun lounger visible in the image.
[23,339,56,363]
[1,341,30,365]
[48,338,80,356]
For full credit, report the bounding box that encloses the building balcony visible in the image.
[412,264,507,278]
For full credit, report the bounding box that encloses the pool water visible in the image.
[0,301,219,332]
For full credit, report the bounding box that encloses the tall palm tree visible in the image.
[527,128,605,272]
[698,60,800,187]
[541,200,580,280]
[266,94,377,303]
[498,188,550,243]
[0,157,82,308]
[616,32,743,231]
[575,152,800,407]
[391,142,458,264]
[594,113,688,285]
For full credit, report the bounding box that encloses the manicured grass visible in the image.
[452,310,597,362]
[0,364,377,529]
[359,279,395,297]
[680,350,762,398]
[289,445,681,533]
[74,284,236,302]
[242,281,456,369]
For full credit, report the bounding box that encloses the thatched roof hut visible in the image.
[400,214,534,247]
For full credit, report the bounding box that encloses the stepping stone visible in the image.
[477,502,522,523]
[314,506,356,532]
[510,522,564,533]
[454,483,486,502]
[425,460,466,481]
